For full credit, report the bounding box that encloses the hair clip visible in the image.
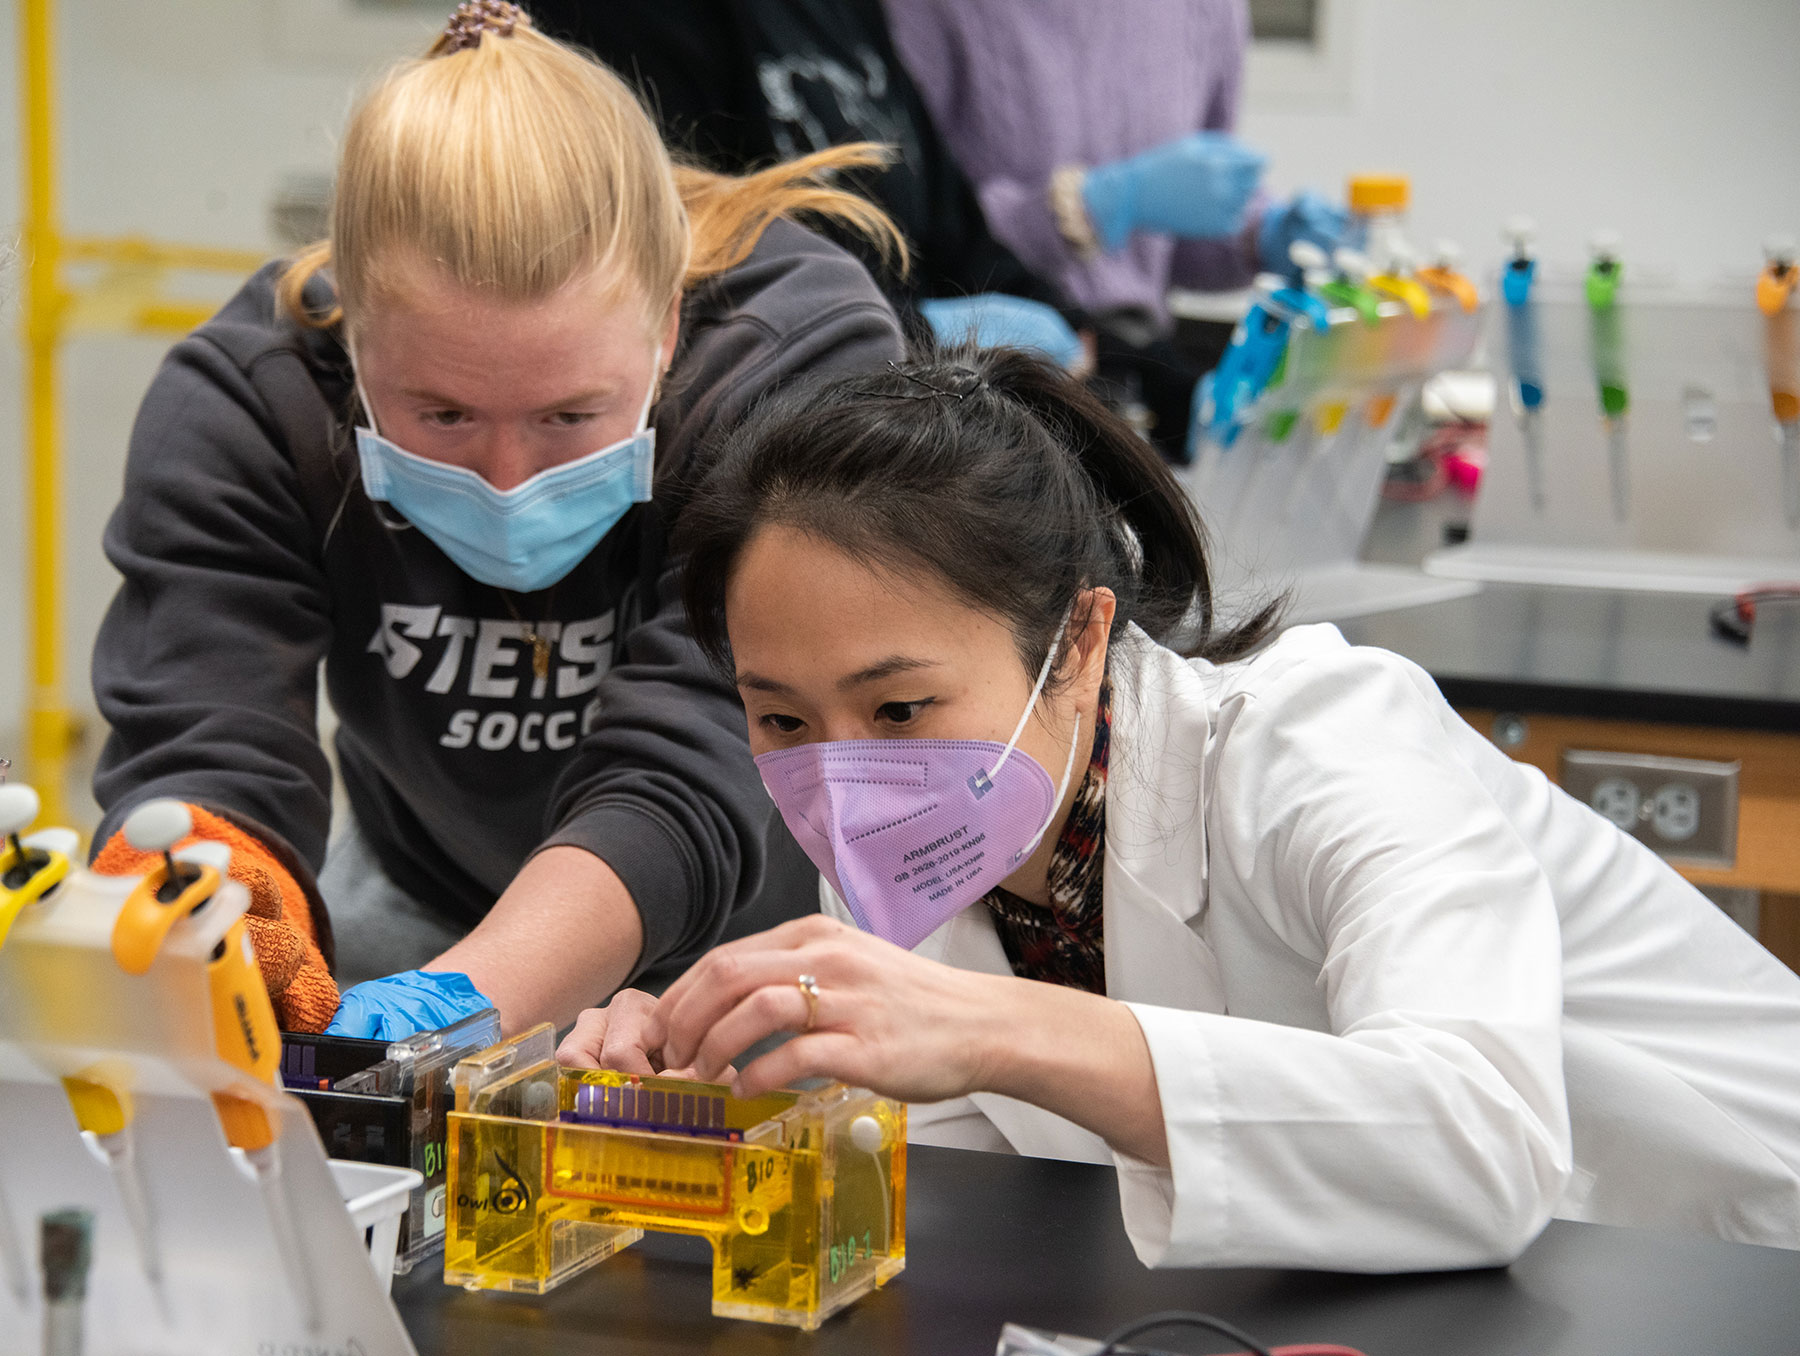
[440,0,530,54]
[849,362,983,402]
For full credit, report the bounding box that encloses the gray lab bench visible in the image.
[392,1142,1800,1356]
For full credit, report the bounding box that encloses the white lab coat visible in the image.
[821,624,1800,1269]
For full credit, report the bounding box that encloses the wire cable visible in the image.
[1094,1309,1367,1356]
[1097,1311,1273,1356]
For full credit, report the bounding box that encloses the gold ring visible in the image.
[795,973,820,1033]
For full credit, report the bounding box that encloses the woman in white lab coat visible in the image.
[560,349,1800,1268]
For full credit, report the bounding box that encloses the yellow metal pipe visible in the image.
[133,302,223,334]
[18,0,75,830]
[14,0,266,830]
[63,235,267,274]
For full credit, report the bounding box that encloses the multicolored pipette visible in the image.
[1586,230,1630,522]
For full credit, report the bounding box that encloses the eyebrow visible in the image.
[735,656,939,695]
[397,386,620,413]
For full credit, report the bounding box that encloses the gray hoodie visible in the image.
[92,218,901,984]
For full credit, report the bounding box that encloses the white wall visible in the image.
[0,1,435,796]
[1240,0,1800,285]
[2,0,1798,796]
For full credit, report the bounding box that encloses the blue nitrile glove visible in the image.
[1081,131,1267,252]
[1256,190,1351,277]
[918,293,1085,370]
[324,969,493,1042]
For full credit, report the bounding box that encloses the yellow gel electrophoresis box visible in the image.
[444,1025,906,1330]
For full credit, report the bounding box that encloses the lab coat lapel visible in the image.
[1100,633,1228,1015]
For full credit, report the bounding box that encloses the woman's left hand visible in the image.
[648,915,1009,1102]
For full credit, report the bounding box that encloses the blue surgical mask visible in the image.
[352,350,660,594]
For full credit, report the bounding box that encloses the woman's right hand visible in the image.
[556,987,734,1081]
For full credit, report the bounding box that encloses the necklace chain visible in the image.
[499,587,557,681]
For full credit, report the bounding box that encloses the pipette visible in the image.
[1260,241,1342,445]
[0,1183,22,1305]
[1,791,171,1302]
[1758,234,1799,527]
[48,798,225,1298]
[40,1209,94,1356]
[1274,264,1334,331]
[1368,242,1432,319]
[1281,398,1354,522]
[0,1128,22,1304]
[1313,245,1384,324]
[1,775,73,1305]
[110,801,322,1332]
[56,1061,165,1310]
[1275,243,1381,518]
[0,782,69,947]
[1586,230,1630,522]
[1363,241,1478,474]
[1418,241,1480,315]
[1202,282,1294,450]
[1501,218,1548,511]
[1201,265,1329,449]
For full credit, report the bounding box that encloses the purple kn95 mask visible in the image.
[754,622,1084,951]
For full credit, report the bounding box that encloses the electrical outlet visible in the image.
[1559,750,1739,866]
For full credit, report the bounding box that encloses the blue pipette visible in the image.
[1199,261,1329,449]
[1501,218,1548,511]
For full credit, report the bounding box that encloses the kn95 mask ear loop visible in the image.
[976,607,1085,864]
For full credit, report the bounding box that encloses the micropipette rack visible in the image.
[1427,271,1800,593]
[1187,291,1484,624]
[0,818,419,1356]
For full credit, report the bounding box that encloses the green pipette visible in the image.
[1586,231,1629,522]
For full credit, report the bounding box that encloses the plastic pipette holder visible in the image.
[1189,293,1483,622]
[0,796,419,1355]
[445,1025,907,1330]
[283,1005,502,1274]
[1427,271,1800,593]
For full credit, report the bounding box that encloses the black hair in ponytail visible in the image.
[678,346,1282,683]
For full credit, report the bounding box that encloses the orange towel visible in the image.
[93,805,340,1033]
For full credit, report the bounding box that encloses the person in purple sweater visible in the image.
[883,0,1345,456]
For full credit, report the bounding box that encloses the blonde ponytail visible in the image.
[278,14,904,338]
[674,144,905,287]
